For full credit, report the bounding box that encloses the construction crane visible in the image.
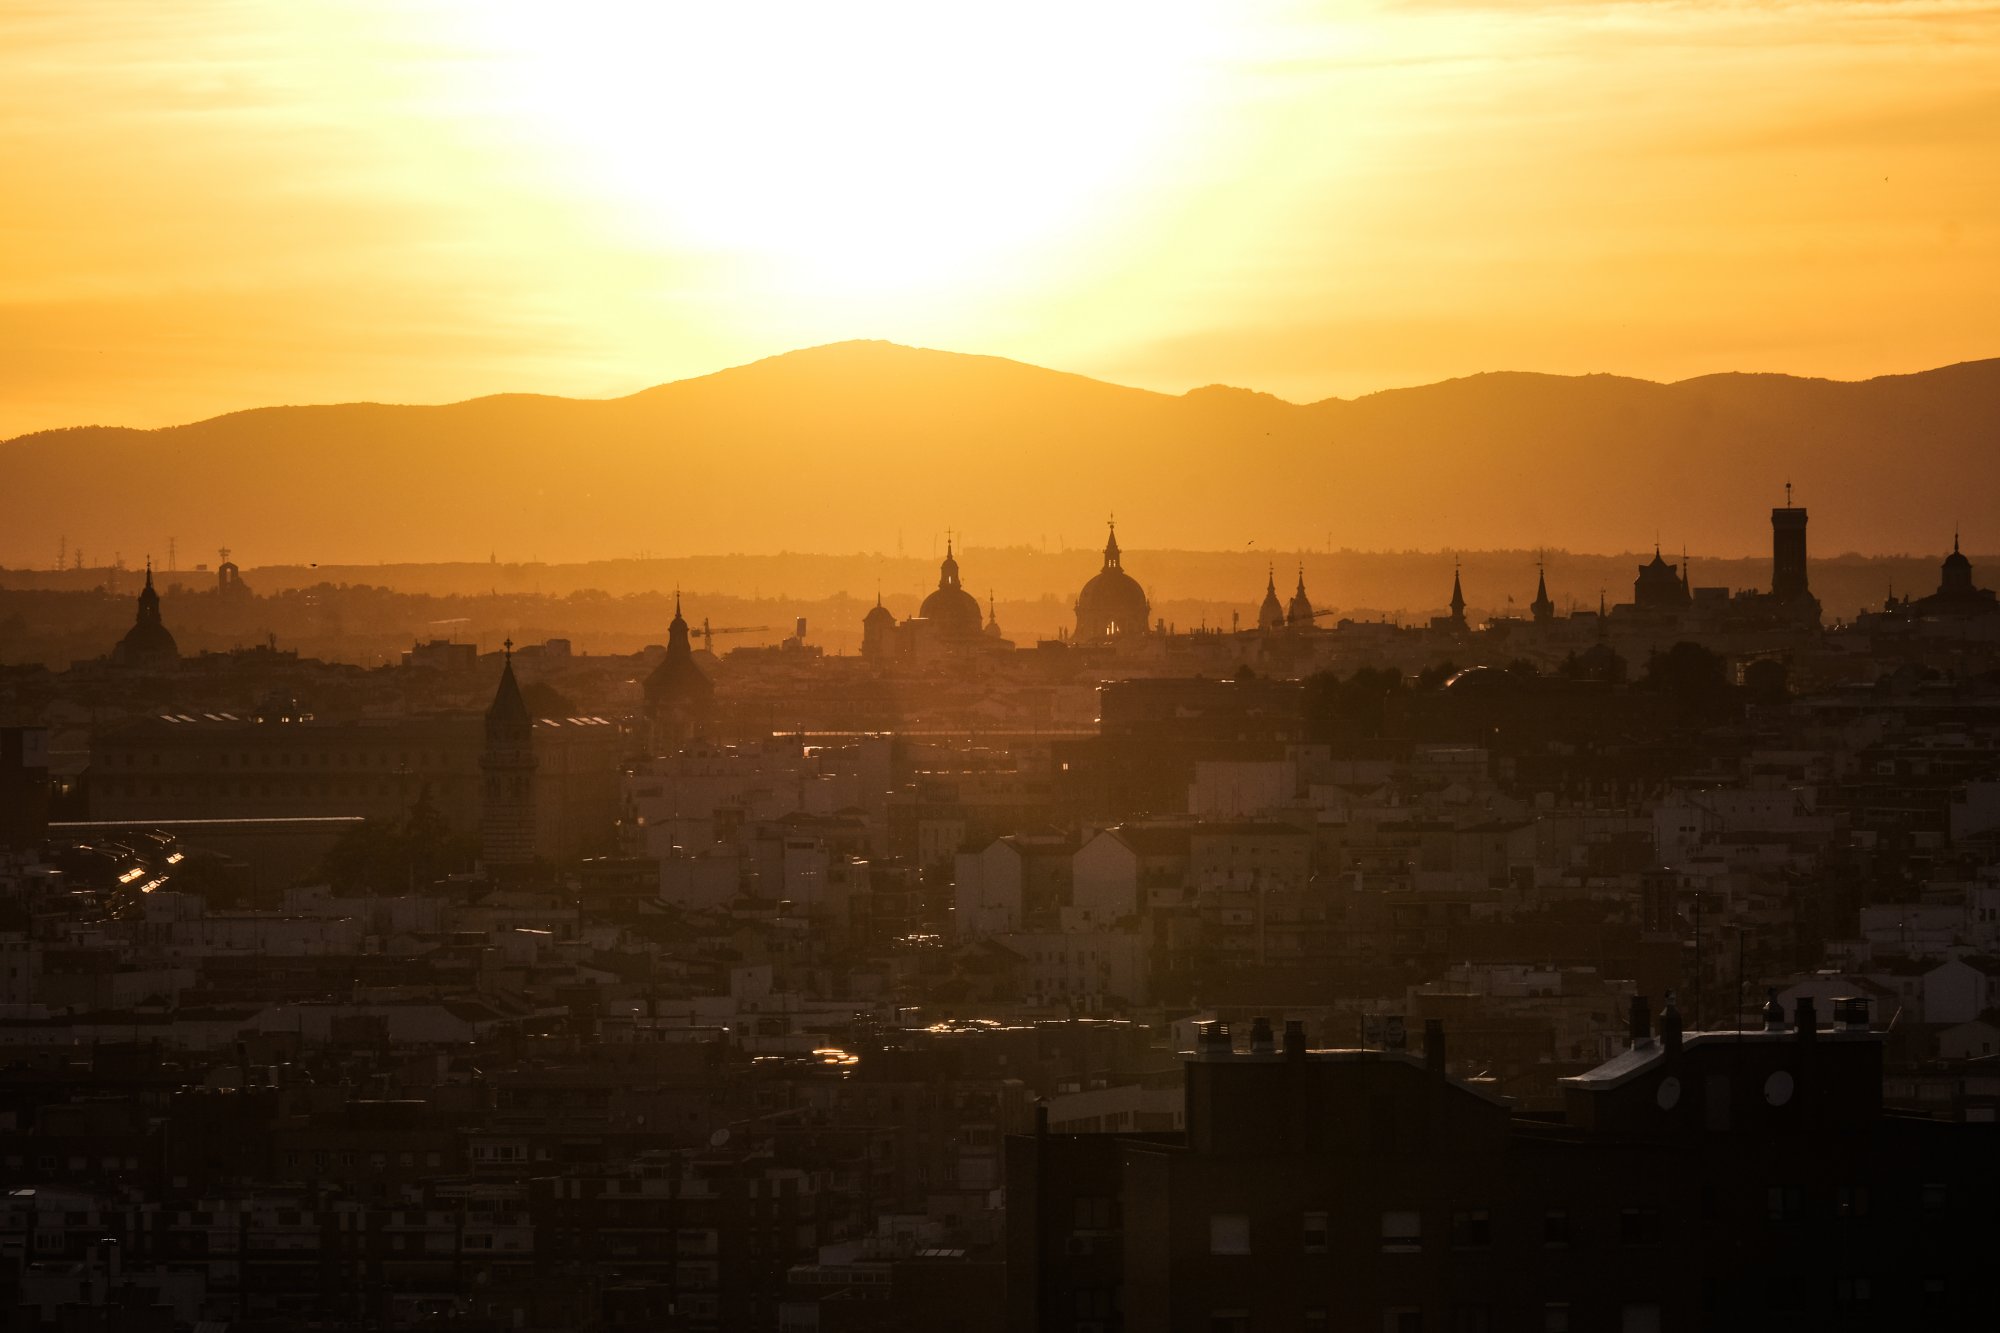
[699,618,770,653]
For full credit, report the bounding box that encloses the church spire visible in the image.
[1531,556,1555,624]
[1258,562,1286,631]
[480,636,537,870]
[939,531,962,590]
[1449,560,1466,621]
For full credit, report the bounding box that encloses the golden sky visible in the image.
[3,0,1995,438]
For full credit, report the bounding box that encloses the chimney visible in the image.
[1197,1020,1232,1059]
[1763,987,1786,1032]
[1249,1016,1276,1056]
[1832,996,1870,1031]
[1659,991,1683,1058]
[1033,1101,1048,1138]
[1794,997,1817,1044]
[1283,1019,1308,1060]
[1627,994,1652,1047]
[1423,1018,1446,1074]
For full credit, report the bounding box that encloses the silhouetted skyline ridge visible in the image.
[3,341,1997,567]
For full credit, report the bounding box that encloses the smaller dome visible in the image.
[112,563,178,666]
[1257,569,1285,631]
[1286,568,1314,626]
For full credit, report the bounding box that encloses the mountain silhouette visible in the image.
[3,341,1995,565]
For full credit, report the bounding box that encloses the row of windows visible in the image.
[1193,1183,1950,1258]
[284,1150,446,1172]
[1207,1207,1660,1256]
[1201,1282,1954,1333]
[98,778,423,799]
[114,750,462,771]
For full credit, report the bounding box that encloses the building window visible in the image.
[1619,1306,1661,1333]
[1834,1278,1871,1305]
[1618,1208,1660,1245]
[1383,1310,1423,1333]
[1381,1210,1421,1253]
[1209,1214,1251,1256]
[1073,1196,1116,1232]
[1920,1182,1946,1211]
[1303,1210,1329,1253]
[1542,1211,1570,1247]
[1209,1314,1249,1333]
[1452,1307,1491,1333]
[1450,1209,1491,1248]
[1766,1187,1803,1221]
[1073,1288,1114,1322]
[1542,1304,1570,1333]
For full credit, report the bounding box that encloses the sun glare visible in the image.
[433,2,1231,307]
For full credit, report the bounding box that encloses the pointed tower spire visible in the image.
[1287,563,1315,629]
[1257,560,1286,631]
[481,637,537,871]
[1449,559,1466,625]
[1531,555,1555,624]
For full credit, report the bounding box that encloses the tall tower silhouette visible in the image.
[480,640,537,869]
[644,593,714,754]
[1771,484,1810,601]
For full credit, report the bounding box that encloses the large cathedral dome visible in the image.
[918,541,983,638]
[1075,523,1150,640]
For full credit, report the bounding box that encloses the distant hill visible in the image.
[3,341,1995,566]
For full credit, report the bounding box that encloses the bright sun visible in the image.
[433,2,1230,305]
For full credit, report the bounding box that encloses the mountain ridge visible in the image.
[4,342,1995,567]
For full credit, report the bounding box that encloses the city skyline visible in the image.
[5,5,1999,1328]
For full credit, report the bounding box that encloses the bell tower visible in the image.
[1771,483,1810,601]
[480,640,538,869]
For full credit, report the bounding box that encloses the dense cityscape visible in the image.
[0,497,1996,1330]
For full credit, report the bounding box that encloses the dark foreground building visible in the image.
[1007,1002,1996,1332]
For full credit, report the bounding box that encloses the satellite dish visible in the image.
[709,1128,730,1148]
